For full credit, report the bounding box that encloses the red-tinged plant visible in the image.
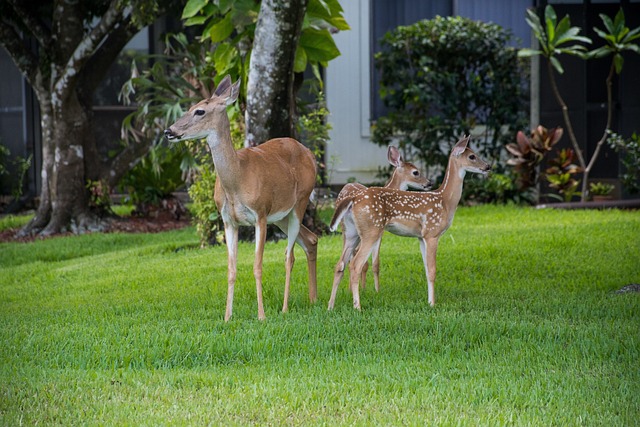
[545,148,583,202]
[506,125,564,190]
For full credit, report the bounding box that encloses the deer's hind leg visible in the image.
[349,233,382,311]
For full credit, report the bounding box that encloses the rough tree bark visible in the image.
[245,0,309,147]
[0,0,168,235]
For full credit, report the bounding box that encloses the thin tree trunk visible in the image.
[581,61,615,200]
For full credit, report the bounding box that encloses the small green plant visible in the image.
[462,172,532,205]
[608,131,640,194]
[118,144,185,215]
[545,148,582,202]
[589,181,614,196]
[86,179,113,216]
[0,143,32,201]
[297,92,331,185]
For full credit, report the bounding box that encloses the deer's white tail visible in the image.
[329,198,353,232]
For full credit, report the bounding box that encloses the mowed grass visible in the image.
[0,205,638,425]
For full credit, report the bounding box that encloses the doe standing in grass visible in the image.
[165,76,318,321]
[332,146,431,294]
[328,136,491,310]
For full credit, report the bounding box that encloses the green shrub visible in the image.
[608,131,640,194]
[373,16,527,172]
[118,144,186,213]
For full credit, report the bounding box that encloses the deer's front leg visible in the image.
[419,237,439,306]
[254,217,267,320]
[224,222,239,322]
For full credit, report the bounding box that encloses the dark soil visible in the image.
[0,210,191,243]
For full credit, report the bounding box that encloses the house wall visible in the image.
[325,0,388,186]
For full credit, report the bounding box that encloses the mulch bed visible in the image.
[0,213,191,244]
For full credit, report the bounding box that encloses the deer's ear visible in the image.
[452,135,470,157]
[387,146,402,167]
[226,79,241,106]
[213,75,232,98]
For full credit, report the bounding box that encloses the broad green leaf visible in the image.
[544,5,557,38]
[614,53,624,74]
[184,16,208,26]
[517,48,542,57]
[299,28,341,62]
[622,26,640,43]
[293,45,308,73]
[555,27,589,46]
[625,44,640,54]
[550,56,564,74]
[613,8,625,34]
[546,16,555,45]
[213,43,237,74]
[182,0,208,19]
[210,14,234,42]
[588,46,612,59]
[330,16,350,31]
[599,13,614,34]
[593,27,608,40]
[553,16,571,44]
[307,0,332,21]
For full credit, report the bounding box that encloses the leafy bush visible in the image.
[0,143,31,201]
[118,144,186,215]
[545,149,582,202]
[462,172,533,205]
[506,126,564,191]
[373,16,527,172]
[608,131,640,194]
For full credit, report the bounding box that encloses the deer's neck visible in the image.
[434,157,465,210]
[206,119,241,192]
[386,172,406,190]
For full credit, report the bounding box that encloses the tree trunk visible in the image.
[22,91,104,236]
[245,0,309,147]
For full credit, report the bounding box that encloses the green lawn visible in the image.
[1,205,638,425]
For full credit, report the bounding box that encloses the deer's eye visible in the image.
[194,109,205,116]
[469,154,476,160]
[412,170,420,176]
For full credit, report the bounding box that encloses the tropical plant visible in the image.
[589,182,614,196]
[117,144,186,215]
[519,6,640,201]
[506,125,564,191]
[373,16,526,173]
[608,131,640,194]
[181,0,348,89]
[545,148,582,202]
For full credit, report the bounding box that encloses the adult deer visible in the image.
[332,146,431,295]
[165,75,318,321]
[328,136,490,310]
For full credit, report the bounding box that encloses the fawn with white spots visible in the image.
[332,146,431,294]
[328,136,490,310]
[165,76,318,321]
